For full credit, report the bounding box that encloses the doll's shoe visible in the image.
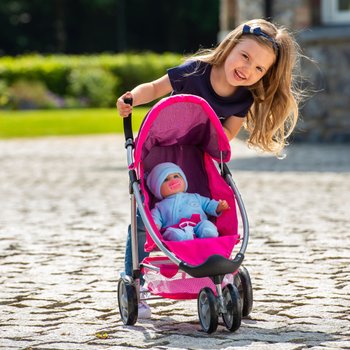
[138,301,151,319]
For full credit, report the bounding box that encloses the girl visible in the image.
[117,18,302,156]
[117,19,303,318]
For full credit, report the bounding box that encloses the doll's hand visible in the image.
[116,91,133,117]
[216,200,230,214]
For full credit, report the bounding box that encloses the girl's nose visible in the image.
[242,63,251,73]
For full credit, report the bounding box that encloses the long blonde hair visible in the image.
[187,19,303,156]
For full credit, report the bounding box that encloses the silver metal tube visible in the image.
[126,146,133,167]
[140,263,160,272]
[130,194,139,272]
[225,174,249,254]
[130,193,140,300]
[216,283,225,313]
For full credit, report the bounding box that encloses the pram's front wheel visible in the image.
[222,284,242,332]
[197,287,218,334]
[234,265,253,317]
[117,278,138,325]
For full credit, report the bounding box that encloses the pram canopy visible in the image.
[133,94,240,266]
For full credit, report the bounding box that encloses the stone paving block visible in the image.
[0,135,349,349]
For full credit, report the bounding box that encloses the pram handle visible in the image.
[123,97,134,144]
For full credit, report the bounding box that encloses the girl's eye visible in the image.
[242,53,249,60]
[256,66,263,73]
[174,174,180,178]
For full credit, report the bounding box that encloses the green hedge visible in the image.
[0,52,182,109]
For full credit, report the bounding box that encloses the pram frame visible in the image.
[123,98,250,282]
[119,95,252,332]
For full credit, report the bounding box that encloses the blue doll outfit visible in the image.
[152,193,220,241]
[147,162,220,241]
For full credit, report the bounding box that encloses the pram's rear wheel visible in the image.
[234,265,253,317]
[222,284,242,332]
[117,278,138,325]
[197,287,218,334]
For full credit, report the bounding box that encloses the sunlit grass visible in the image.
[0,108,149,138]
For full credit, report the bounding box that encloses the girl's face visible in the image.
[160,173,186,198]
[224,38,276,87]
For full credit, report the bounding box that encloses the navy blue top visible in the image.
[167,60,253,122]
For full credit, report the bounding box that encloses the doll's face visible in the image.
[160,173,186,198]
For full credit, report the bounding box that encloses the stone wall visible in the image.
[219,0,350,142]
[297,27,350,142]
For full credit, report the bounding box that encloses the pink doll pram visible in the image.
[117,94,253,333]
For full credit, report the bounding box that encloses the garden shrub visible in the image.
[7,80,59,109]
[0,53,182,109]
[0,80,9,107]
[68,67,119,107]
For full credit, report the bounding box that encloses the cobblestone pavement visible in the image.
[0,135,349,350]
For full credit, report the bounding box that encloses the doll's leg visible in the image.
[194,220,219,238]
[163,227,194,241]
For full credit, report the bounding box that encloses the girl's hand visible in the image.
[116,92,133,117]
[216,199,230,214]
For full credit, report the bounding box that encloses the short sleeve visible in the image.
[167,61,198,93]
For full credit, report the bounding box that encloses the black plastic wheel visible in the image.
[117,278,138,325]
[197,287,218,334]
[234,265,253,317]
[222,284,242,332]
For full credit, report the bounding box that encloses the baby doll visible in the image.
[146,162,229,241]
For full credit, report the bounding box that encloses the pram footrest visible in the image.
[179,253,244,278]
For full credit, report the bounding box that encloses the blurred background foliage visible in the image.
[0,53,182,109]
[0,0,219,110]
[0,0,219,54]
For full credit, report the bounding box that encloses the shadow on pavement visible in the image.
[120,316,341,349]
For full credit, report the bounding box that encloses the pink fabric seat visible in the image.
[134,94,240,299]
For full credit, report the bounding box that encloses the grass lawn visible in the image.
[0,108,149,138]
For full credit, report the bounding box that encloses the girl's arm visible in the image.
[117,75,172,117]
[222,116,244,141]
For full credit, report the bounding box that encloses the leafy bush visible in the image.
[0,53,182,109]
[7,80,59,109]
[0,80,9,107]
[68,67,119,107]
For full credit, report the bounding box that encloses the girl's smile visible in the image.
[233,68,247,81]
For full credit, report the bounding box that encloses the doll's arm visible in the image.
[150,207,163,229]
[197,195,221,217]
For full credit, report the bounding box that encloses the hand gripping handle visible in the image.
[123,97,133,143]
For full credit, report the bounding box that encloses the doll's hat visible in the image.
[146,162,188,200]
